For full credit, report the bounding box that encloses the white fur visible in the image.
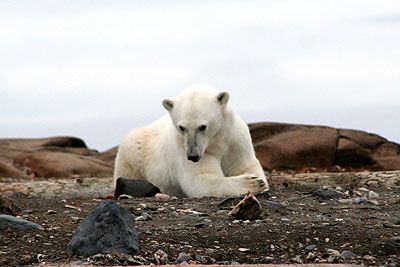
[114,84,268,197]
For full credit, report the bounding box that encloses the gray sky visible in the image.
[1,0,399,151]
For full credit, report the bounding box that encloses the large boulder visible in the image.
[249,122,400,171]
[0,136,107,178]
[67,200,139,257]
[13,151,113,178]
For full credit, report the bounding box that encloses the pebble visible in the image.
[238,248,250,252]
[117,194,133,200]
[363,255,376,261]
[203,218,212,223]
[306,252,315,260]
[154,249,169,265]
[135,212,152,221]
[176,252,191,263]
[155,193,171,202]
[327,248,340,257]
[292,255,303,263]
[340,250,357,259]
[368,190,379,199]
[305,244,317,251]
[46,209,57,214]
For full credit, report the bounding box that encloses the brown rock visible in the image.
[253,125,337,170]
[95,146,118,166]
[14,151,113,178]
[0,136,88,164]
[0,161,28,178]
[249,122,400,171]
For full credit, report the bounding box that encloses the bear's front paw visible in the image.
[238,174,268,193]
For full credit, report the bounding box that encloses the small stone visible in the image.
[154,249,169,265]
[46,210,57,214]
[135,212,152,221]
[118,194,133,200]
[313,188,341,199]
[363,255,376,261]
[155,193,171,202]
[368,190,379,199]
[195,223,205,228]
[305,244,317,251]
[176,252,191,263]
[203,218,212,223]
[292,255,303,264]
[306,252,315,260]
[195,255,216,264]
[238,248,250,252]
[340,250,357,259]
[232,220,241,224]
[327,248,340,257]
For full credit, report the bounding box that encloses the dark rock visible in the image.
[14,151,113,178]
[67,200,139,257]
[0,195,20,215]
[195,255,216,264]
[176,252,191,263]
[259,199,286,210]
[305,244,317,251]
[0,214,44,230]
[228,192,262,220]
[313,188,342,199]
[114,177,161,199]
[340,250,357,259]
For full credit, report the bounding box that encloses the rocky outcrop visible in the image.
[0,136,112,178]
[249,122,400,171]
[0,123,399,179]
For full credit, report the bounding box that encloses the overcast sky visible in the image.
[1,0,399,150]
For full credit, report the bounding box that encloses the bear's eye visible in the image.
[198,125,207,131]
[178,125,186,132]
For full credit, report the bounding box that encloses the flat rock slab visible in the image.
[0,214,44,230]
[67,200,139,257]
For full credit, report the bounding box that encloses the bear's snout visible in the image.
[188,155,201,162]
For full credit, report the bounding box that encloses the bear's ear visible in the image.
[162,98,174,111]
[216,91,230,105]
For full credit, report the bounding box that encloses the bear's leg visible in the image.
[179,156,267,197]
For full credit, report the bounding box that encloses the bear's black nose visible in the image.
[188,155,200,162]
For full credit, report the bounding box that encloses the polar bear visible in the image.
[114,84,268,198]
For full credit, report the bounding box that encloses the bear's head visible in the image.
[162,84,230,163]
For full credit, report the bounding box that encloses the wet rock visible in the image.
[228,191,262,220]
[67,200,139,257]
[313,188,341,199]
[340,250,357,259]
[114,177,161,199]
[176,252,191,263]
[154,249,169,265]
[0,195,19,215]
[0,214,44,230]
